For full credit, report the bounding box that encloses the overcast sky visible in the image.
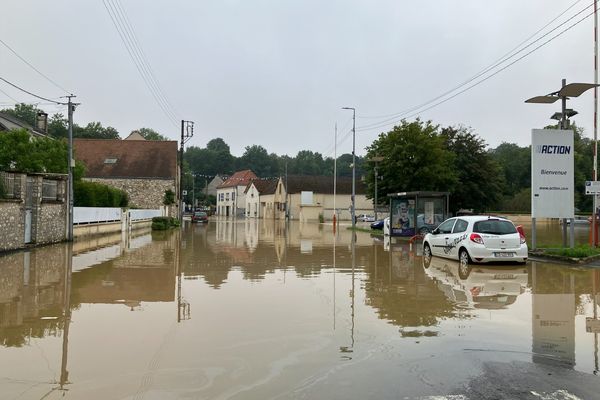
[1,1,597,157]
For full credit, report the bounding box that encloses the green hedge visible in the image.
[74,181,129,207]
[151,216,180,230]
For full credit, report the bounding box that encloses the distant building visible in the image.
[284,175,371,222]
[74,138,179,216]
[216,170,257,217]
[205,174,226,197]
[244,178,278,218]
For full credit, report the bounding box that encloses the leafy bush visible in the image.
[74,181,129,207]
[163,189,175,205]
[151,216,180,230]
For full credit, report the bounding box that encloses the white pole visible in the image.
[594,0,598,246]
[333,123,337,223]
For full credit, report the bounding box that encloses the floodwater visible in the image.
[1,219,599,399]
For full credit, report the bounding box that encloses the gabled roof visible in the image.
[74,138,178,179]
[285,175,366,195]
[0,112,49,138]
[244,178,278,194]
[217,170,257,189]
[124,131,146,140]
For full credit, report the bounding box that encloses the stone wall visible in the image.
[36,202,67,244]
[85,177,177,216]
[0,201,25,252]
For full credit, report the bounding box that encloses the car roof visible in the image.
[451,215,512,222]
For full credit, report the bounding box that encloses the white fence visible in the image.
[129,209,162,221]
[74,207,122,224]
[74,207,163,225]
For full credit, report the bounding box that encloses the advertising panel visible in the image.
[531,129,574,219]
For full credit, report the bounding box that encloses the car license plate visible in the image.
[494,252,515,258]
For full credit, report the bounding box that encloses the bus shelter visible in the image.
[387,191,450,237]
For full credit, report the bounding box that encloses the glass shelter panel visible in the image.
[390,194,448,237]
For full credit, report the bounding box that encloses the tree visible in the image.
[136,127,169,141]
[364,119,457,202]
[48,113,68,139]
[440,126,504,212]
[238,145,275,176]
[0,129,67,173]
[73,121,120,139]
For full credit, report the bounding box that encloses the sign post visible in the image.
[531,128,575,248]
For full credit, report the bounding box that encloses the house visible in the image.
[216,170,257,217]
[244,178,278,218]
[284,175,372,222]
[205,174,226,197]
[73,138,179,216]
[0,112,50,138]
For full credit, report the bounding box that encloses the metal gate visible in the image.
[24,177,33,243]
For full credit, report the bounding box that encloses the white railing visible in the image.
[129,209,162,221]
[74,207,122,225]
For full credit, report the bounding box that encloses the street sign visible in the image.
[585,181,600,195]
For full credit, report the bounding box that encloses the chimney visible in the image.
[36,112,48,133]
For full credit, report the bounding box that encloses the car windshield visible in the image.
[195,212,207,217]
[473,219,516,235]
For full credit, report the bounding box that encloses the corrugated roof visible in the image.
[74,139,178,179]
[285,175,366,195]
[218,170,257,188]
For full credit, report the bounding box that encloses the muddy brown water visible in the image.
[0,219,598,399]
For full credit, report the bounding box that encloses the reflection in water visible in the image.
[1,220,600,398]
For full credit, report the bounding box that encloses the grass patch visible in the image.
[543,245,600,258]
[151,216,181,231]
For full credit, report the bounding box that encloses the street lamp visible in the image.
[526,79,599,248]
[342,107,356,230]
[369,156,384,220]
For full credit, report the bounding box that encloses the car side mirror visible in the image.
[432,228,439,235]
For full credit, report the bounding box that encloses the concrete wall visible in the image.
[84,177,176,216]
[287,193,372,221]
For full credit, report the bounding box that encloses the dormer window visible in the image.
[104,158,117,164]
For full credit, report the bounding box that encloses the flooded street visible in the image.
[1,220,600,399]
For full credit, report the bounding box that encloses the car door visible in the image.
[447,218,469,259]
[429,218,456,257]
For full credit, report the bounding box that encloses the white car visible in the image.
[356,214,375,222]
[422,215,528,265]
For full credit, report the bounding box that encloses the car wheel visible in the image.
[458,249,472,279]
[423,243,432,267]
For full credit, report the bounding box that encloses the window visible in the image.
[42,179,59,201]
[473,219,517,235]
[232,191,235,200]
[301,191,313,205]
[437,219,455,234]
[1,173,16,199]
[452,219,468,233]
[225,193,229,201]
[104,158,117,164]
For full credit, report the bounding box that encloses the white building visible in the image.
[216,170,257,217]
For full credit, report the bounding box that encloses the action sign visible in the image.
[585,181,600,195]
[531,129,574,219]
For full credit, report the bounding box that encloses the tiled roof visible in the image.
[74,139,178,179]
[244,178,278,194]
[218,170,257,188]
[285,175,366,195]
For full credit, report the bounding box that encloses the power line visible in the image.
[0,77,67,105]
[357,5,596,132]
[0,38,71,94]
[102,0,179,127]
[0,87,19,103]
[112,0,181,120]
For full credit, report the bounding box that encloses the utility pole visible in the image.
[342,107,356,230]
[594,0,598,246]
[333,123,337,228]
[371,156,384,220]
[179,120,194,221]
[66,95,77,241]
